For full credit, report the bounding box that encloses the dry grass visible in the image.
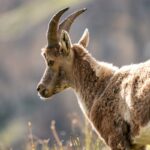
[26,119,150,150]
[1,117,150,150]
[26,117,105,150]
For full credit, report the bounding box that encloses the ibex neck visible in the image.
[71,45,118,114]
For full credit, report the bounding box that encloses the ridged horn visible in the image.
[47,7,69,47]
[58,8,87,35]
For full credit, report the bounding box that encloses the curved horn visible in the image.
[58,8,87,35]
[47,7,69,47]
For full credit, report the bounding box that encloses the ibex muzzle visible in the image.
[37,7,87,99]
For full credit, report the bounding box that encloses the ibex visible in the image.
[37,7,150,150]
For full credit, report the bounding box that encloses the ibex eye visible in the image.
[48,60,54,66]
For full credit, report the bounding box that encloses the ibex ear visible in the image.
[78,28,89,48]
[60,30,72,55]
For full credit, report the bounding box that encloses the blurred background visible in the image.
[0,0,150,149]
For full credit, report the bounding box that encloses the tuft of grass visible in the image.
[26,119,150,150]
[50,120,63,150]
[26,117,105,150]
[1,117,150,150]
[28,121,36,150]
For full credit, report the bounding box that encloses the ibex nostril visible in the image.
[37,86,40,91]
[37,84,45,92]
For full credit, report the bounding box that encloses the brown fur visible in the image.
[37,29,150,150]
[70,45,150,150]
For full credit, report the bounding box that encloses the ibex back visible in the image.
[37,7,150,150]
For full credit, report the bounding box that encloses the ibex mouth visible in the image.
[38,90,53,100]
[38,87,59,100]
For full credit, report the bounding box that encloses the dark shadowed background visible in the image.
[0,0,150,149]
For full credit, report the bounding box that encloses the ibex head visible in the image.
[37,7,89,99]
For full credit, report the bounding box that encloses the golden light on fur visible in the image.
[37,8,150,150]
